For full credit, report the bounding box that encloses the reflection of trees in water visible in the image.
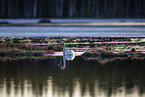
[99,58,145,96]
[0,57,145,97]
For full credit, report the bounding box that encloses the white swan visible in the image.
[60,41,75,60]
[58,41,75,70]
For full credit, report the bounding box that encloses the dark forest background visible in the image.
[0,0,145,18]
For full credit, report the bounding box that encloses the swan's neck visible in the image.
[63,43,66,66]
[63,43,65,54]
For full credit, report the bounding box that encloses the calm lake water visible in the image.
[0,18,145,23]
[0,57,145,97]
[0,19,145,97]
[0,26,145,37]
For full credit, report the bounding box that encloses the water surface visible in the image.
[0,19,145,97]
[0,26,145,37]
[0,57,145,97]
[0,18,145,23]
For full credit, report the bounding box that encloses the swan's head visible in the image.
[60,41,65,45]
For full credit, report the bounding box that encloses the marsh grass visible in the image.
[0,41,60,57]
[0,37,145,60]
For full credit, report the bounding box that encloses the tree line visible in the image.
[0,0,145,18]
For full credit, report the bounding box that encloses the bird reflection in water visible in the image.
[58,41,75,70]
